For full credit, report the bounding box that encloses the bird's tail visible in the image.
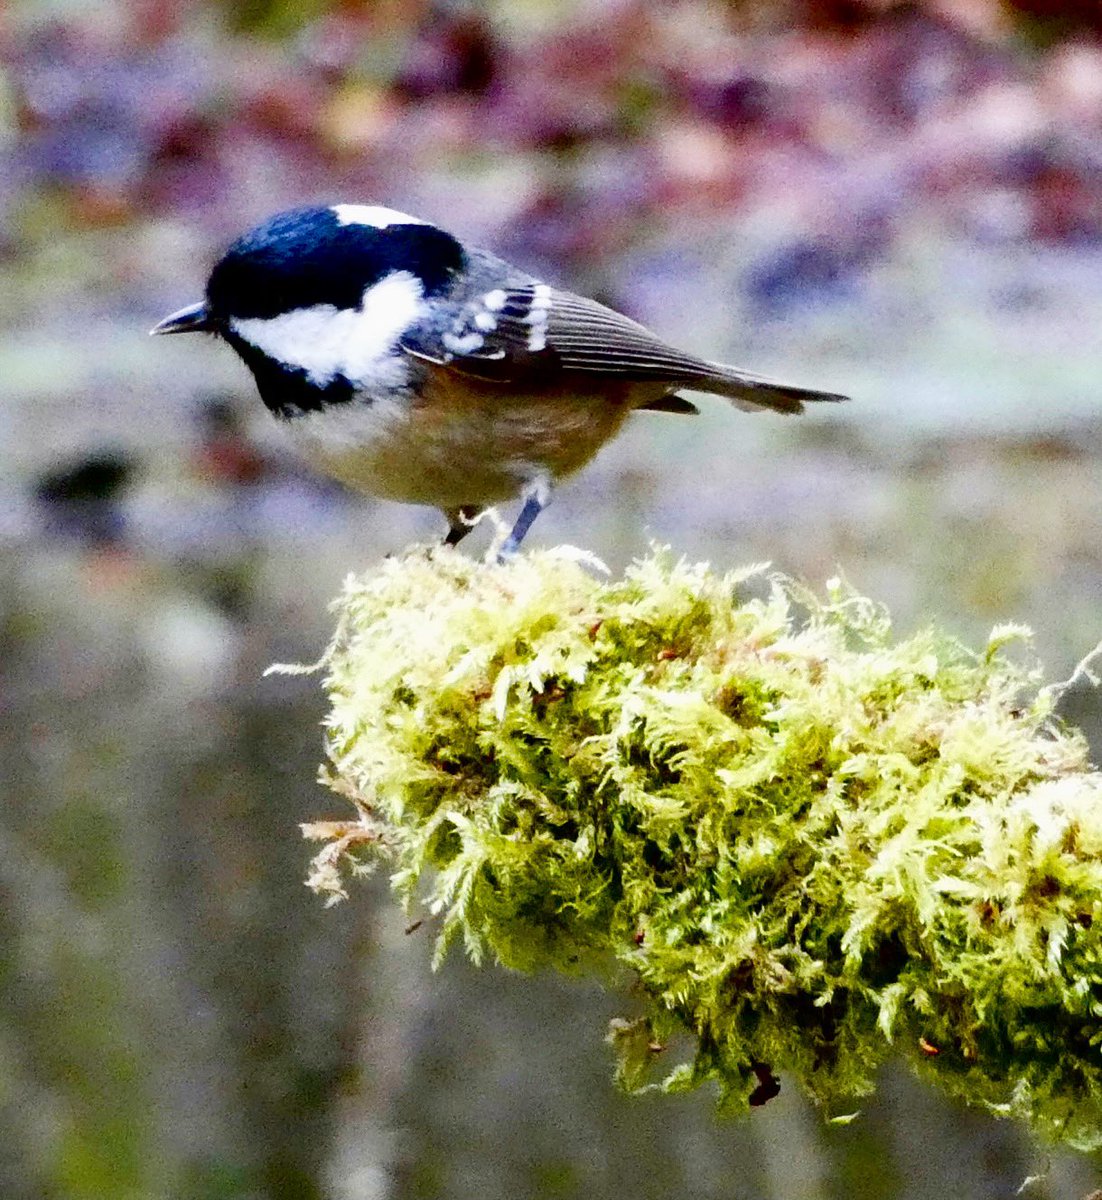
[700,365,849,414]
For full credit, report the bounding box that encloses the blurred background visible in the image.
[3,0,1102,1196]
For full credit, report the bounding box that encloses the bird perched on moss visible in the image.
[153,204,846,554]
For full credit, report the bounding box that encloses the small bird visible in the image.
[152,204,846,555]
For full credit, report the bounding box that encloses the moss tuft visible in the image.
[303,546,1102,1147]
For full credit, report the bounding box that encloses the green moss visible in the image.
[302,546,1102,1148]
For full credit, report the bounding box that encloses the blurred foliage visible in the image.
[3,0,1102,1197]
[1002,0,1102,42]
[757,0,1102,39]
[7,0,1102,270]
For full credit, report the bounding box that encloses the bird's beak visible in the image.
[150,301,214,336]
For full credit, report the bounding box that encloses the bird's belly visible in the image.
[282,385,635,507]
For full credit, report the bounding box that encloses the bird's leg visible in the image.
[443,505,482,546]
[497,477,550,562]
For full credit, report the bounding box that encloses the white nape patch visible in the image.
[230,270,425,389]
[483,289,508,311]
[331,204,427,229]
[525,283,552,352]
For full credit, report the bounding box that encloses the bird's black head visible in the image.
[151,204,468,417]
[151,204,466,333]
[207,204,467,320]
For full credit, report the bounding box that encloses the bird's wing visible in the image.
[398,284,847,413]
[399,284,728,386]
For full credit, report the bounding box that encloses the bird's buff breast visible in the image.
[283,380,636,508]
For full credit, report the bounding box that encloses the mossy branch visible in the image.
[298,546,1102,1149]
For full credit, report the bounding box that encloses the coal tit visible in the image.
[152,204,847,555]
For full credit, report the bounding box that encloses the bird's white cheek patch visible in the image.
[230,271,426,389]
[343,272,426,384]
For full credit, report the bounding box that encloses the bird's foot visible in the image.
[493,478,550,564]
[443,505,486,547]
